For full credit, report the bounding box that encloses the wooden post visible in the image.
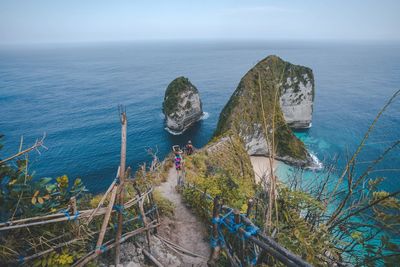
[139,198,151,251]
[245,199,254,266]
[86,167,119,225]
[70,197,79,236]
[246,198,254,218]
[234,209,246,266]
[208,196,220,266]
[115,108,127,265]
[96,186,118,253]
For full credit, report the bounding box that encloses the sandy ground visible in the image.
[156,167,210,266]
[250,156,279,184]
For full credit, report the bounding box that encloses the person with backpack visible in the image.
[185,140,194,155]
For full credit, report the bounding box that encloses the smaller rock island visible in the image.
[163,77,203,133]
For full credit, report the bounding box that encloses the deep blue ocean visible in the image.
[0,41,399,193]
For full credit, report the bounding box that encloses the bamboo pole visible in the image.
[115,108,127,265]
[207,196,221,266]
[246,198,254,218]
[73,221,160,267]
[14,204,159,265]
[222,246,240,267]
[237,214,312,267]
[14,236,83,263]
[0,212,66,227]
[142,247,164,267]
[155,234,208,259]
[86,166,119,224]
[95,185,118,253]
[70,197,79,236]
[0,189,151,231]
[139,198,151,251]
[233,209,246,266]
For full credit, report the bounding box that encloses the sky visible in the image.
[0,0,399,44]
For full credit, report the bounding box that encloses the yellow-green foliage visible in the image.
[153,189,175,218]
[183,135,258,215]
[33,247,85,267]
[273,186,337,264]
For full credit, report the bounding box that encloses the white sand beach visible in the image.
[250,156,280,184]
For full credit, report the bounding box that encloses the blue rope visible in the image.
[113,204,125,214]
[60,209,71,220]
[243,224,259,239]
[217,228,226,247]
[59,209,80,221]
[18,255,24,263]
[210,236,218,248]
[95,245,107,253]
[219,211,243,233]
[211,217,220,224]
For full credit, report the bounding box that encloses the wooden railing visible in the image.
[180,176,313,267]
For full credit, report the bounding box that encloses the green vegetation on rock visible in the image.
[163,76,199,116]
[214,55,310,161]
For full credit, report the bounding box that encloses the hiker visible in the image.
[185,140,194,155]
[174,154,182,171]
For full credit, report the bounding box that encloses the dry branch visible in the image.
[0,133,47,165]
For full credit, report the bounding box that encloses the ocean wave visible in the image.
[307,152,323,171]
[164,111,209,135]
[164,127,185,135]
[201,111,210,120]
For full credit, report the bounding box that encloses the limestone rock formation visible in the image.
[280,62,314,128]
[214,55,315,166]
[163,77,203,133]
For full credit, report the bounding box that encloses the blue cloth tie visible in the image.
[60,209,71,220]
[96,245,107,253]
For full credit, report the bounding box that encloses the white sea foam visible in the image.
[201,111,210,120]
[164,111,209,135]
[164,127,185,135]
[307,152,323,171]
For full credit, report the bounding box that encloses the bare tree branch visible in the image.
[0,133,47,165]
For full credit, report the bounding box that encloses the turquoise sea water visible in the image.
[0,41,399,194]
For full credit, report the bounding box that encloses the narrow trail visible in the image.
[154,156,273,266]
[156,167,210,266]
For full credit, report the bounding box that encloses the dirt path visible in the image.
[156,167,210,266]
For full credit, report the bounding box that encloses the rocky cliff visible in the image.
[214,55,315,166]
[280,61,314,128]
[163,77,203,133]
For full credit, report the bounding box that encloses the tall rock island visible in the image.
[214,55,315,166]
[163,77,203,133]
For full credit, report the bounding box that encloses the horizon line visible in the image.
[1,37,400,47]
